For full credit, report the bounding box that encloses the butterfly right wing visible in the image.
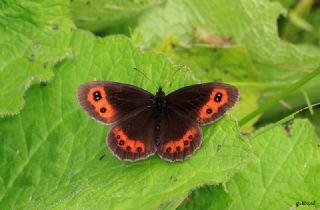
[165,83,239,125]
[156,106,202,162]
[156,82,239,162]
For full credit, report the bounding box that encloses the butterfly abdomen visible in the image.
[154,88,166,146]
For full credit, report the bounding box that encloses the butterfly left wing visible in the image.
[77,81,154,124]
[107,107,156,161]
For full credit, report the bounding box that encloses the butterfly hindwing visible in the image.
[77,81,154,124]
[157,105,202,161]
[107,108,156,161]
[166,82,239,125]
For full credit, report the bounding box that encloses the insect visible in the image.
[77,81,239,162]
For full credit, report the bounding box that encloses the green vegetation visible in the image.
[0,0,319,209]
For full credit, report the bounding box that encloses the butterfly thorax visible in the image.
[155,87,165,97]
[155,87,166,107]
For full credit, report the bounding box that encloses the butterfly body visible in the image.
[154,87,166,146]
[78,81,239,162]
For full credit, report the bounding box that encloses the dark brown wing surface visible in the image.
[165,83,239,125]
[107,108,156,161]
[156,105,202,162]
[77,81,154,124]
[157,82,239,162]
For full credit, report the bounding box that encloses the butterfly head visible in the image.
[156,87,165,97]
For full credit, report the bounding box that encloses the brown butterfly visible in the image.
[77,81,239,162]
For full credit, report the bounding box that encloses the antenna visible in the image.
[165,64,192,88]
[132,67,159,89]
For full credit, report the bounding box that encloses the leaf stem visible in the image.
[239,66,320,127]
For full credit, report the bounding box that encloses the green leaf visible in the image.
[176,118,320,210]
[273,0,296,8]
[297,105,320,137]
[70,0,164,32]
[240,66,320,127]
[0,0,74,117]
[278,0,316,43]
[0,30,250,209]
[227,119,320,209]
[177,184,231,210]
[134,0,320,67]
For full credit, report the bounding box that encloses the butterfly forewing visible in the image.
[77,81,154,124]
[166,83,239,125]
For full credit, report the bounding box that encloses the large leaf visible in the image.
[227,119,320,209]
[70,0,164,32]
[177,119,320,210]
[0,0,74,117]
[134,0,320,67]
[0,30,250,209]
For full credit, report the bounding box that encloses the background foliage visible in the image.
[0,0,319,209]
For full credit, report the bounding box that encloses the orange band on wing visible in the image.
[113,127,145,153]
[198,88,228,120]
[87,86,116,121]
[162,127,197,153]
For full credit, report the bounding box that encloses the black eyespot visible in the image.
[116,135,120,139]
[184,140,189,145]
[188,135,193,139]
[126,146,131,151]
[119,140,125,145]
[100,107,107,113]
[214,92,223,102]
[166,147,171,153]
[137,147,142,153]
[176,146,181,152]
[206,108,212,114]
[93,91,102,101]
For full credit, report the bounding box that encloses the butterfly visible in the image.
[77,81,239,162]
